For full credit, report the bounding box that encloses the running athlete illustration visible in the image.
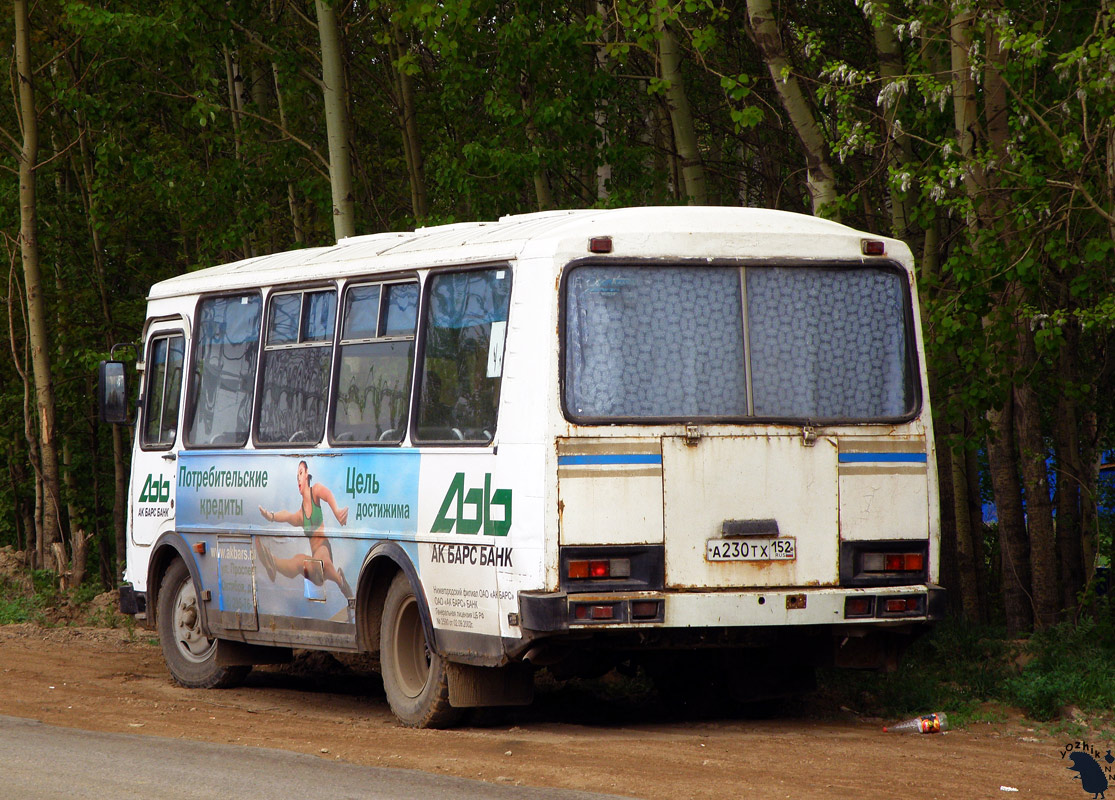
[256,460,353,600]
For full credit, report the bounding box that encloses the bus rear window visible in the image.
[563,265,915,422]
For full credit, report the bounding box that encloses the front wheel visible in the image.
[379,572,461,728]
[157,559,249,689]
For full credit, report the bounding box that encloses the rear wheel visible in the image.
[157,559,249,689]
[379,572,461,728]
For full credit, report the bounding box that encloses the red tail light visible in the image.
[845,596,873,618]
[567,558,632,581]
[864,552,926,573]
[574,604,616,620]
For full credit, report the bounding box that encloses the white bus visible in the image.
[100,206,944,727]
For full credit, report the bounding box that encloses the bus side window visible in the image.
[142,334,185,447]
[257,289,336,445]
[415,268,511,443]
[331,281,418,445]
[185,294,262,447]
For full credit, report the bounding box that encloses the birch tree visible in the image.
[745,0,838,217]
[12,0,65,570]
[316,0,355,240]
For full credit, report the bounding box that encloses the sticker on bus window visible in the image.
[487,320,506,378]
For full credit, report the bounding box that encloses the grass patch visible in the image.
[1004,619,1115,720]
[0,575,41,624]
[820,617,1115,727]
[0,564,123,628]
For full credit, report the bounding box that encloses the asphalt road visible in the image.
[0,715,630,800]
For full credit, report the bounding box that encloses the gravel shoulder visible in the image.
[0,624,1090,799]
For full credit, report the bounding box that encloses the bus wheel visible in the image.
[380,572,461,728]
[157,559,249,689]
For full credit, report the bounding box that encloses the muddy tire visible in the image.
[157,559,249,689]
[379,572,461,728]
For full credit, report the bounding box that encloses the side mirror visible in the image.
[98,360,129,424]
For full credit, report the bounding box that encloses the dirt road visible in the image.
[0,624,1094,799]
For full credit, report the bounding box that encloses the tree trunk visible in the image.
[315,0,355,240]
[949,445,982,622]
[14,0,65,566]
[656,21,707,205]
[1052,340,1086,614]
[271,61,306,245]
[593,0,611,201]
[949,7,982,210]
[986,401,1034,634]
[746,0,837,216]
[69,81,127,576]
[1013,378,1058,628]
[391,20,427,221]
[1079,408,1100,596]
[869,1,913,239]
[224,45,256,259]
[113,423,128,575]
[935,435,960,616]
[964,444,990,620]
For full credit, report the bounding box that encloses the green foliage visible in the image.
[1005,619,1115,720]
[1,0,1114,633]
[0,576,40,625]
[824,620,1115,725]
[30,570,59,606]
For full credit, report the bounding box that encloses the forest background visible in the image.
[2,0,1115,638]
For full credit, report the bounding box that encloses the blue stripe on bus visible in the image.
[558,454,663,466]
[838,452,927,463]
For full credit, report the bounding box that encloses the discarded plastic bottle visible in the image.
[883,712,948,734]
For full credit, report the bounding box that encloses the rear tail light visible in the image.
[879,595,924,616]
[842,541,930,588]
[568,560,590,579]
[573,603,616,621]
[845,594,926,618]
[863,551,925,574]
[570,598,662,624]
[560,545,663,594]
[845,596,873,618]
[567,558,631,581]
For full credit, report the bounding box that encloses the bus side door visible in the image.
[130,321,187,549]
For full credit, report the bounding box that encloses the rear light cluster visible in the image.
[862,552,924,573]
[841,541,929,588]
[567,558,630,581]
[845,594,926,619]
[559,545,664,594]
[570,598,662,624]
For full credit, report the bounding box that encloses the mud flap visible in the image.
[215,639,294,667]
[447,662,534,708]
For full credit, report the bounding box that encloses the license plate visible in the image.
[706,537,796,562]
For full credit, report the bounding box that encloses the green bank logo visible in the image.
[431,473,511,536]
[139,473,171,503]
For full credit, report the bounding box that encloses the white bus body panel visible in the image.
[122,207,940,661]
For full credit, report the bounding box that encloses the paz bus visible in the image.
[99,206,944,727]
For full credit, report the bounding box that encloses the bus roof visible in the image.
[147,206,897,300]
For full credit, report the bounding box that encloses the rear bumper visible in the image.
[519,584,946,633]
